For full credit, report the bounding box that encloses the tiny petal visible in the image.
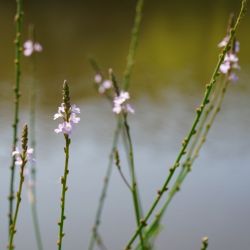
[12,148,20,156]
[24,47,34,57]
[71,104,80,114]
[94,74,102,83]
[24,40,33,49]
[218,36,229,48]
[34,42,43,52]
[234,41,240,53]
[55,123,64,133]
[102,80,112,89]
[220,62,230,74]
[120,91,130,100]
[112,104,122,114]
[62,122,73,135]
[225,53,238,63]
[54,113,63,120]
[98,85,106,94]
[126,104,135,114]
[15,158,23,166]
[58,104,65,113]
[70,113,80,124]
[114,91,130,105]
[229,72,239,82]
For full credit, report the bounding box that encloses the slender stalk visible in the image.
[8,125,28,250]
[57,135,70,250]
[123,115,145,249]
[114,148,132,191]
[138,78,227,247]
[122,0,144,90]
[124,1,246,248]
[88,119,122,250]
[57,82,72,250]
[88,1,144,249]
[31,201,43,250]
[28,24,44,250]
[9,0,24,233]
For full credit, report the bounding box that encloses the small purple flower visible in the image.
[12,148,23,166]
[218,35,230,48]
[54,103,80,136]
[112,91,134,114]
[23,40,43,57]
[55,122,73,135]
[94,74,102,84]
[94,73,113,94]
[12,147,35,166]
[219,38,240,82]
[98,80,112,94]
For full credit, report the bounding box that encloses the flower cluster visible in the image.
[112,91,135,114]
[23,40,43,57]
[54,103,80,136]
[218,37,240,82]
[12,147,35,166]
[94,73,112,94]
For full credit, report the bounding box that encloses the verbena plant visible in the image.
[6,0,247,249]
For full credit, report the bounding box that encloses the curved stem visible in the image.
[140,77,226,244]
[124,1,246,247]
[9,0,24,233]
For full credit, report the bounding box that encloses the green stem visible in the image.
[28,24,44,250]
[9,0,24,234]
[88,0,144,249]
[122,0,144,90]
[31,192,44,250]
[140,77,226,244]
[57,135,70,250]
[8,125,28,250]
[124,1,246,247]
[88,118,122,250]
[123,115,145,249]
[8,160,26,250]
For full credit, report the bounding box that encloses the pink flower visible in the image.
[12,147,35,166]
[219,39,240,82]
[218,35,230,48]
[23,40,43,57]
[54,104,80,136]
[112,91,134,114]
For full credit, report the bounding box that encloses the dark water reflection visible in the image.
[0,1,250,250]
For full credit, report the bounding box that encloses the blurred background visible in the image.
[0,0,250,249]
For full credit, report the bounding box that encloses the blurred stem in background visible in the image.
[9,0,24,236]
[88,0,144,249]
[27,24,44,250]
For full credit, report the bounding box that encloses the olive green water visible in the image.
[0,1,250,249]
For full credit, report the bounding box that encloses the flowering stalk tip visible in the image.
[54,81,80,136]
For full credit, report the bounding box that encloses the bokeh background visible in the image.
[0,0,250,249]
